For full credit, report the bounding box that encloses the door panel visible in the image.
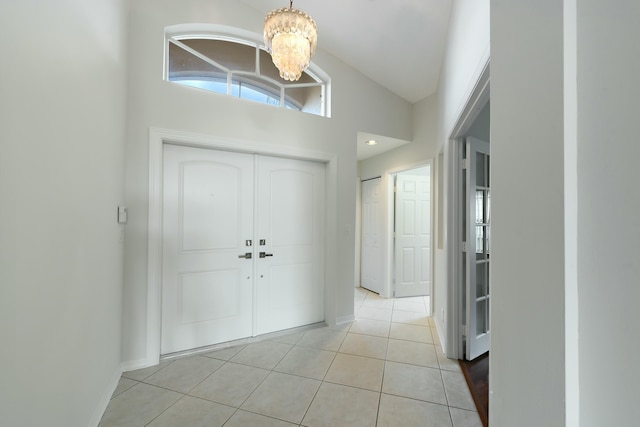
[255,156,325,335]
[360,178,384,294]
[181,163,240,251]
[394,169,431,298]
[465,137,491,360]
[162,145,254,355]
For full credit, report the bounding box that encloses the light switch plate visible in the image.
[117,206,128,224]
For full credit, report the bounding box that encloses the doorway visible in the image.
[161,144,325,355]
[359,164,433,300]
[445,61,490,427]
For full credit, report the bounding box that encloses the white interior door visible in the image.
[360,178,384,294]
[161,144,254,355]
[254,156,325,335]
[465,137,491,360]
[394,169,431,298]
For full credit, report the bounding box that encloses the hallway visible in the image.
[100,288,481,426]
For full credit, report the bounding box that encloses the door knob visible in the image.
[259,252,273,258]
[238,252,252,259]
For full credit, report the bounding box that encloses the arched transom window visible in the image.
[166,31,330,117]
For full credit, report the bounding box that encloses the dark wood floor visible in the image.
[459,352,489,427]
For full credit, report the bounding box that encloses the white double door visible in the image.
[161,144,325,355]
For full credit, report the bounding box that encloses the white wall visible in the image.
[491,1,567,425]
[575,1,640,424]
[432,0,490,349]
[122,0,414,366]
[0,1,128,426]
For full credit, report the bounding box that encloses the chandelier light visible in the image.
[264,0,317,81]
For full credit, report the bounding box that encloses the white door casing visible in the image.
[360,178,384,294]
[394,170,431,298]
[465,137,491,360]
[255,155,325,335]
[161,144,325,355]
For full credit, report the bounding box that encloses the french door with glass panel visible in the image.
[161,144,324,355]
[465,137,490,360]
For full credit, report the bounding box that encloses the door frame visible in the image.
[145,127,337,367]
[384,160,434,300]
[446,60,490,360]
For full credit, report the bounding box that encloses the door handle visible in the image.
[238,252,252,259]
[259,252,273,258]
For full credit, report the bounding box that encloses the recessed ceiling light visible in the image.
[365,140,378,146]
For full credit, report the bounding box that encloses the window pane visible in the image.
[476,261,486,298]
[168,41,226,89]
[166,35,328,116]
[259,50,316,84]
[475,190,484,224]
[181,39,256,73]
[476,299,488,336]
[476,153,486,186]
[291,86,321,114]
[232,75,281,107]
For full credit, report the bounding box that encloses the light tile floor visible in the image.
[100,288,482,427]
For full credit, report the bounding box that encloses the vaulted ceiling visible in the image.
[238,0,453,160]
[238,0,452,104]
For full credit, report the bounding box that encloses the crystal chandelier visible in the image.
[264,0,317,81]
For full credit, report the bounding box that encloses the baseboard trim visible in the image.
[336,314,355,325]
[89,366,122,427]
[121,358,150,373]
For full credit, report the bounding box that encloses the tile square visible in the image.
[99,383,182,427]
[393,299,428,314]
[202,345,246,361]
[391,310,430,326]
[349,318,391,337]
[326,322,352,332]
[441,370,476,410]
[274,346,336,379]
[357,306,393,322]
[111,377,137,399]
[362,294,395,309]
[269,331,305,345]
[144,355,224,393]
[377,393,453,427]
[382,361,447,405]
[450,407,483,427]
[386,339,439,368]
[146,396,235,427]
[324,353,384,391]
[122,359,173,381]
[297,328,347,351]
[302,382,379,427]
[339,333,388,359]
[224,410,298,426]
[241,372,320,424]
[189,362,269,407]
[389,323,434,343]
[230,341,292,369]
[436,349,462,373]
